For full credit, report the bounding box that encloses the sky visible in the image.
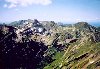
[0,0,100,23]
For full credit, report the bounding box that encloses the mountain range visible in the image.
[0,19,100,69]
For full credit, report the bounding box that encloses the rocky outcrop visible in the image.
[90,32,100,42]
[12,19,46,38]
[74,22,100,42]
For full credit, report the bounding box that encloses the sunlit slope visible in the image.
[44,37,100,69]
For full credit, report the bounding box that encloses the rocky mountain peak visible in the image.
[74,22,98,32]
[76,22,88,25]
[74,22,90,29]
[33,19,39,24]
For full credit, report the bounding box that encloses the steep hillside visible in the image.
[43,22,100,69]
[44,36,100,69]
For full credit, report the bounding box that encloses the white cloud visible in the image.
[8,3,17,8]
[4,0,53,8]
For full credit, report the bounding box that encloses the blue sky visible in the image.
[0,0,100,23]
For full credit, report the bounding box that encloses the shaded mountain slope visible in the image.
[0,25,47,69]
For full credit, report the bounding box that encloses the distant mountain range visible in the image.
[59,22,100,27]
[0,20,100,27]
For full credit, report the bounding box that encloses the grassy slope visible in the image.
[44,38,100,69]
